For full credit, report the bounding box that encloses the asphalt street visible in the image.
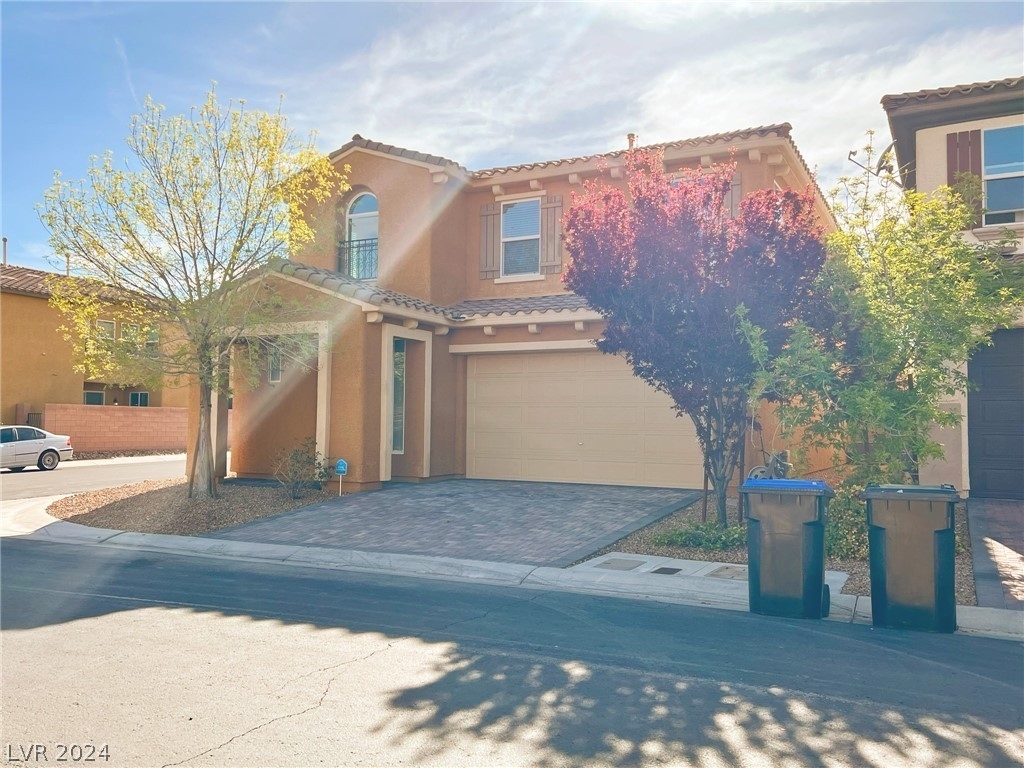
[2,537,1021,767]
[0,455,184,499]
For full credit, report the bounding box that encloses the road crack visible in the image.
[162,642,397,767]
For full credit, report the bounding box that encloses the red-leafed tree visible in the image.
[563,149,828,525]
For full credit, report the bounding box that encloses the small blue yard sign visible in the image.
[335,458,348,476]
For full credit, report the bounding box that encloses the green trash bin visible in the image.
[862,484,959,633]
[740,478,834,619]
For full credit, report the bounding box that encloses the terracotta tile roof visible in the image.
[329,134,469,174]
[1,263,145,304]
[471,124,795,179]
[452,294,591,317]
[276,260,463,320]
[881,77,1024,110]
[0,264,57,297]
[330,123,818,191]
[277,261,596,321]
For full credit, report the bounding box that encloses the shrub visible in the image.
[273,437,332,499]
[824,487,869,560]
[653,521,747,551]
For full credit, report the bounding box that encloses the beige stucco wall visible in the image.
[916,114,1022,194]
[1,289,190,425]
[913,116,1024,493]
[0,291,83,424]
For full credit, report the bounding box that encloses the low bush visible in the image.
[824,487,869,560]
[273,437,332,500]
[653,521,747,551]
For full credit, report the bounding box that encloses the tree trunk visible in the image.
[188,379,217,500]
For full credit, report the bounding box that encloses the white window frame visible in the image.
[392,338,406,455]
[268,345,282,383]
[500,198,541,277]
[982,125,1024,226]
[96,319,116,340]
[341,193,379,280]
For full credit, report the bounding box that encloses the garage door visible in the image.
[968,328,1024,499]
[467,351,704,488]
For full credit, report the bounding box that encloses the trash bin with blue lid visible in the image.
[740,478,834,619]
[861,484,959,633]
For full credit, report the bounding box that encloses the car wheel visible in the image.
[8,466,26,473]
[38,451,60,471]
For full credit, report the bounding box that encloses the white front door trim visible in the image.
[380,324,433,482]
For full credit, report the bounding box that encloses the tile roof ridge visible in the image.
[471,123,794,179]
[882,76,1024,108]
[328,134,470,174]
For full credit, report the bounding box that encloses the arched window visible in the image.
[338,193,378,279]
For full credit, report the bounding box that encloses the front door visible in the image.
[380,325,431,482]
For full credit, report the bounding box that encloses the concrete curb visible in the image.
[3,496,1022,642]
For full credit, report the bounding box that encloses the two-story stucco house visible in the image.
[224,124,832,494]
[883,76,1024,499]
[0,261,189,452]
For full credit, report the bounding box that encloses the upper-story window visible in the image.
[983,125,1024,226]
[338,193,378,280]
[480,195,562,280]
[96,319,116,340]
[501,199,541,276]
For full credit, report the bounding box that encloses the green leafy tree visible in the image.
[741,136,1024,488]
[40,88,344,498]
[563,148,829,525]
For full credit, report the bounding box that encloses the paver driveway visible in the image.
[211,479,702,567]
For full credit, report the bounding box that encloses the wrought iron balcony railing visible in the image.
[338,238,378,280]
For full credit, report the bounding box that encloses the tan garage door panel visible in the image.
[467,351,703,488]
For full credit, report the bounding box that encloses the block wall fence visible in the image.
[41,403,188,453]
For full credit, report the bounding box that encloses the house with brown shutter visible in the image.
[882,76,1024,499]
[224,125,833,493]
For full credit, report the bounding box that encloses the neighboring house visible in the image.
[226,124,832,493]
[0,262,189,452]
[883,76,1024,499]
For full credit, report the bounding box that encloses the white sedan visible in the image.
[0,426,74,472]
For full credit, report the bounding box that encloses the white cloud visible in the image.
[196,2,1024,187]
[7,239,62,273]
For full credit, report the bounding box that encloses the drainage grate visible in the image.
[594,558,645,571]
[651,567,682,575]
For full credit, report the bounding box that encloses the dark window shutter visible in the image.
[946,130,982,185]
[728,172,742,218]
[540,195,563,274]
[946,130,983,226]
[479,203,501,279]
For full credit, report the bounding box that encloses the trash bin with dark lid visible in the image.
[862,484,959,633]
[740,478,834,619]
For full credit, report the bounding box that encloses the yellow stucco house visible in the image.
[883,76,1024,499]
[224,124,832,493]
[0,262,189,452]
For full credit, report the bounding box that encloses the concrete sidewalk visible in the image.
[3,495,1022,642]
[967,497,1024,611]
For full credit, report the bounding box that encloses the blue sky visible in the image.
[2,1,1022,272]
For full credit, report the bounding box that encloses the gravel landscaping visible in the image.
[45,478,977,605]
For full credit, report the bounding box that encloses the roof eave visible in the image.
[883,80,1024,190]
